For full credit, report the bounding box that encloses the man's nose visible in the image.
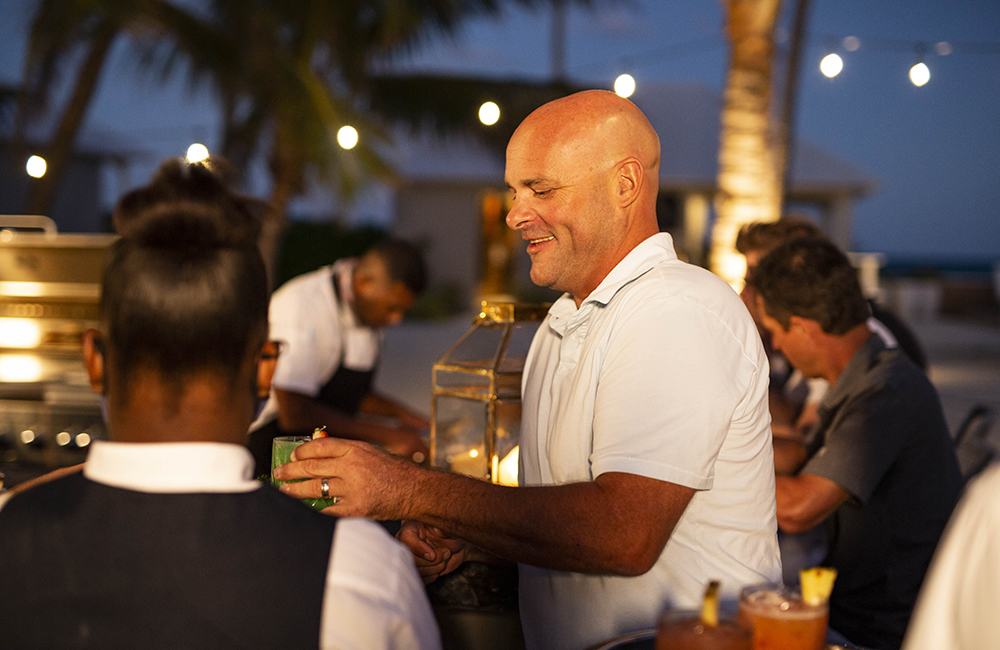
[505,201,530,230]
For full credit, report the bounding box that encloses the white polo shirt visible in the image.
[517,233,781,650]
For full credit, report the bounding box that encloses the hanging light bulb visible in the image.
[909,62,930,87]
[478,101,500,126]
[614,73,635,98]
[820,53,844,78]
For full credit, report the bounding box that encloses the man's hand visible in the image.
[272,437,418,520]
[397,521,470,584]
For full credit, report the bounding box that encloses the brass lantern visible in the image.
[430,301,550,484]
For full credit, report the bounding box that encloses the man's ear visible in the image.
[615,159,643,208]
[790,315,822,340]
[256,340,280,399]
[82,329,105,393]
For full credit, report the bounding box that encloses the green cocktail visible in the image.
[271,435,334,511]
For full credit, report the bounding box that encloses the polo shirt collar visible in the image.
[83,440,261,494]
[820,334,886,411]
[546,233,678,336]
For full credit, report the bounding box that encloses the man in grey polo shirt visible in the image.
[751,237,963,650]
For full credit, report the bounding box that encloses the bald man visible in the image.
[274,91,781,650]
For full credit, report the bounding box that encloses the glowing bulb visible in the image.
[614,74,636,98]
[185,143,209,163]
[337,126,358,149]
[469,448,479,458]
[910,62,930,87]
[478,101,500,126]
[26,155,46,178]
[56,431,72,446]
[21,430,36,444]
[76,432,92,447]
[820,53,843,78]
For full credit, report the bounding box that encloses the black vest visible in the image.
[0,473,338,650]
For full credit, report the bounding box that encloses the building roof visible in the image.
[395,82,877,198]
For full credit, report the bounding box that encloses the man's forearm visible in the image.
[400,468,691,576]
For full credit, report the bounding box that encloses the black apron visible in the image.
[248,270,379,478]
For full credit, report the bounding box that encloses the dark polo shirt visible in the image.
[802,336,963,650]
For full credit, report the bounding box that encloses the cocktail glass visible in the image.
[737,583,828,650]
[657,608,752,650]
[271,435,334,511]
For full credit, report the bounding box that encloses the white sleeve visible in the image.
[320,518,441,650]
[902,464,1000,650]
[268,280,341,397]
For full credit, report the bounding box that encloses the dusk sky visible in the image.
[2,0,998,262]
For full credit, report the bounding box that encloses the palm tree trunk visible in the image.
[260,125,304,289]
[25,22,117,220]
[709,0,783,289]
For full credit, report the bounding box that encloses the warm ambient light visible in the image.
[498,446,519,487]
[185,143,209,163]
[26,155,46,178]
[614,74,636,98]
[337,126,358,150]
[0,354,43,382]
[0,318,43,348]
[478,101,500,126]
[820,53,844,78]
[910,62,931,87]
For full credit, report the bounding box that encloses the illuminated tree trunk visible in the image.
[710,0,784,288]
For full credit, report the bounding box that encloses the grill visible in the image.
[0,223,116,471]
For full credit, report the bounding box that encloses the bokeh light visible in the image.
[26,155,46,178]
[910,62,931,86]
[820,53,844,78]
[337,126,358,149]
[614,73,636,98]
[185,143,209,163]
[478,101,500,126]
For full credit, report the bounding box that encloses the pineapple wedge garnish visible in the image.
[700,580,721,626]
[800,567,837,606]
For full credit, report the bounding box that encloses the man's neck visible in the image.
[820,325,874,385]
[106,372,253,445]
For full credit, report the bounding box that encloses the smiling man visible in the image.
[274,90,781,650]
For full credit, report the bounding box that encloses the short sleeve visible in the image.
[321,518,441,650]
[268,279,340,397]
[591,295,759,490]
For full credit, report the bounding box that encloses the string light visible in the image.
[820,52,843,78]
[337,126,358,149]
[478,101,500,125]
[614,73,636,98]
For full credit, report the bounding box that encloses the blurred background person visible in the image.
[0,161,439,650]
[751,237,962,650]
[737,216,927,441]
[247,237,430,478]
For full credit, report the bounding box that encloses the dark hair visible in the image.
[749,238,870,335]
[735,216,826,257]
[102,164,268,394]
[367,237,427,295]
[113,158,263,245]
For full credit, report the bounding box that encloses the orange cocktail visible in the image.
[737,584,827,650]
[657,610,752,650]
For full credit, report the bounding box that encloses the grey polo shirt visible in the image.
[802,335,962,650]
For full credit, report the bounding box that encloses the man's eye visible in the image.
[533,189,551,197]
